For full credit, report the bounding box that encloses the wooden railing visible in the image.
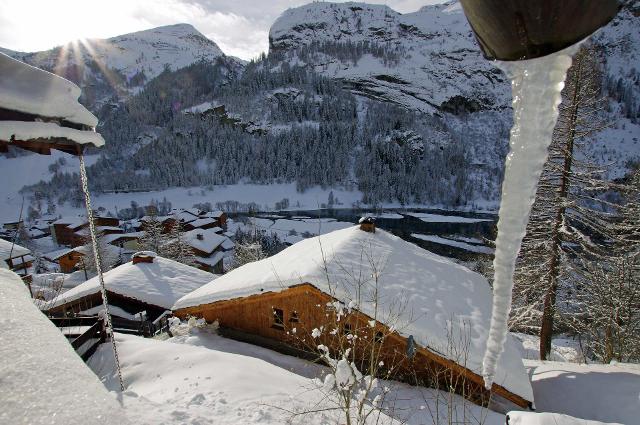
[50,316,106,361]
[50,314,159,361]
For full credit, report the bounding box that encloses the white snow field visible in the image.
[175,226,534,403]
[524,360,640,425]
[45,255,215,311]
[88,327,505,425]
[0,268,130,425]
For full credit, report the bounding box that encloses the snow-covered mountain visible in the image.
[1,24,240,110]
[1,2,639,223]
[269,2,510,114]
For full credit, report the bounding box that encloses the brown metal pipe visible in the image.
[459,0,620,61]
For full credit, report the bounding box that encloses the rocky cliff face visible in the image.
[269,2,510,115]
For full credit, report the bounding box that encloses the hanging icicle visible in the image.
[78,152,125,391]
[481,46,577,389]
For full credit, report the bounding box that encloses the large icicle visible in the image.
[482,46,577,388]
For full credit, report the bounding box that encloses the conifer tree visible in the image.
[511,45,614,359]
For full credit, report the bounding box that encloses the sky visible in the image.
[0,0,446,60]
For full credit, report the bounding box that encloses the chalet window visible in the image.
[343,323,352,336]
[289,311,299,323]
[375,331,384,343]
[272,308,284,329]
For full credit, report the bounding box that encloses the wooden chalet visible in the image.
[174,223,534,412]
[51,216,120,247]
[183,228,234,274]
[138,215,177,234]
[0,238,33,276]
[45,252,215,322]
[43,247,83,273]
[0,52,105,156]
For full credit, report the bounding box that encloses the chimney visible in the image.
[196,233,204,241]
[359,216,376,233]
[132,251,156,264]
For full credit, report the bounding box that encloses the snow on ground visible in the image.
[411,233,494,254]
[525,360,640,425]
[0,268,129,425]
[404,212,493,223]
[88,327,503,425]
[507,411,623,425]
[0,151,99,222]
[512,333,584,363]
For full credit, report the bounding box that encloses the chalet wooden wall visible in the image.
[47,290,165,320]
[174,283,530,409]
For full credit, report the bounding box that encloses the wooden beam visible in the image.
[0,137,84,156]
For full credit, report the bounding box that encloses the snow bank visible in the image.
[507,412,622,425]
[46,255,214,310]
[0,120,105,147]
[525,360,640,424]
[0,268,129,424]
[174,226,533,402]
[0,52,98,127]
[88,329,504,425]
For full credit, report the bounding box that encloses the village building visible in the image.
[0,237,33,276]
[51,215,120,247]
[43,247,81,273]
[138,215,177,234]
[184,217,223,231]
[183,228,234,274]
[45,252,215,321]
[173,222,534,411]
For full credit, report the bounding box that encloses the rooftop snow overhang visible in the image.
[0,53,105,155]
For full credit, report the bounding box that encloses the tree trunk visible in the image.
[539,56,583,360]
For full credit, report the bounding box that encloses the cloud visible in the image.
[0,0,446,60]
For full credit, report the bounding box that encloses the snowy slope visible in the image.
[270,2,509,114]
[0,268,130,424]
[175,226,533,402]
[88,328,505,425]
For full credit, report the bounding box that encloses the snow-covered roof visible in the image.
[204,210,225,218]
[53,216,87,229]
[0,53,99,127]
[174,211,198,223]
[174,226,533,402]
[46,255,214,310]
[0,121,105,148]
[183,228,229,254]
[96,226,123,233]
[0,268,130,424]
[194,250,228,267]
[102,232,142,245]
[0,237,31,260]
[43,247,73,261]
[188,217,217,228]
